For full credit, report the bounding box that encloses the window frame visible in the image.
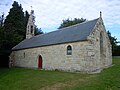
[67,45,72,55]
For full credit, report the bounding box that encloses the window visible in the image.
[67,45,72,55]
[24,52,25,58]
[31,25,33,33]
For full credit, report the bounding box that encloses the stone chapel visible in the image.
[9,11,112,73]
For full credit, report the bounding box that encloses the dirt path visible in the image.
[39,75,96,90]
[39,80,78,90]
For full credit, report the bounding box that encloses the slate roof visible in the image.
[12,18,99,50]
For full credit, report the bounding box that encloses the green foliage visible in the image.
[0,27,5,49]
[0,57,120,90]
[0,13,4,27]
[107,31,117,47]
[3,1,25,49]
[58,18,86,29]
[0,13,5,50]
[107,31,120,56]
[35,27,43,35]
[114,45,120,56]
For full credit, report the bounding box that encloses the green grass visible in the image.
[0,57,120,90]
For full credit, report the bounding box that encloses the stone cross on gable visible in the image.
[100,11,102,17]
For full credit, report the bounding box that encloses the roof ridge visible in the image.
[58,18,99,31]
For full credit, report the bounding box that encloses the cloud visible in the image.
[0,0,12,16]
[17,0,120,28]
[1,0,120,40]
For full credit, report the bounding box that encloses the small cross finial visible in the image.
[100,11,102,17]
[30,6,34,14]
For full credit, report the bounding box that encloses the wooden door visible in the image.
[38,55,42,69]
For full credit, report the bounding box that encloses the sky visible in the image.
[0,0,120,42]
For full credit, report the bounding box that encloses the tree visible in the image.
[35,26,43,35]
[58,18,86,29]
[0,27,4,49]
[107,31,119,56]
[0,13,5,49]
[0,13,4,27]
[4,1,25,49]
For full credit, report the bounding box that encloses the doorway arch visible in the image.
[38,55,42,69]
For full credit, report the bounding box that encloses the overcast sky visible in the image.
[0,0,120,41]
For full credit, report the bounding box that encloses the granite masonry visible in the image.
[9,11,112,73]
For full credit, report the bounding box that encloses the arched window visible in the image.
[31,25,33,33]
[67,45,72,55]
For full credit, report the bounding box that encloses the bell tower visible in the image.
[26,8,35,39]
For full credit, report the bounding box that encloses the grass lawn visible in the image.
[0,57,120,90]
